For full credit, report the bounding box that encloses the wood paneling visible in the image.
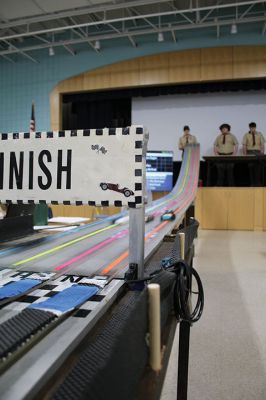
[263,189,266,230]
[152,191,169,200]
[254,188,264,231]
[50,205,120,219]
[50,88,61,131]
[51,205,94,218]
[233,46,266,78]
[228,189,254,230]
[169,49,201,83]
[83,67,111,90]
[196,188,266,231]
[201,188,228,229]
[195,188,203,225]
[58,75,84,93]
[109,60,140,88]
[201,47,233,81]
[139,54,169,86]
[50,46,266,130]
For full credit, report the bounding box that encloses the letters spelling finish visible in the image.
[0,150,72,190]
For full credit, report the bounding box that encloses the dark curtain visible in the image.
[62,78,266,130]
[62,98,131,130]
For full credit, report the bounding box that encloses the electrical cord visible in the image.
[124,258,204,324]
[164,259,204,324]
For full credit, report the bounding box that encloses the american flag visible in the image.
[30,102,36,133]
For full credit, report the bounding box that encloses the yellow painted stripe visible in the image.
[148,147,192,211]
[14,224,117,266]
[14,148,193,268]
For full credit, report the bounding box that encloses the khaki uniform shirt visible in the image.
[214,133,238,154]
[179,134,197,150]
[0,204,7,220]
[242,131,265,151]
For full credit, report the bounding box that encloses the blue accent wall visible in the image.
[0,32,265,133]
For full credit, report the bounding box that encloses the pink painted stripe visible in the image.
[55,147,199,273]
[55,229,128,271]
[174,149,200,215]
[153,147,199,216]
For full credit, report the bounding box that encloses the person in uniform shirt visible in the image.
[242,122,265,185]
[178,126,197,153]
[213,123,238,186]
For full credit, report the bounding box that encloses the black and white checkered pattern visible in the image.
[1,271,120,318]
[0,269,55,288]
[0,126,148,208]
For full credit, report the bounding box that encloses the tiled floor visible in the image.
[161,230,266,400]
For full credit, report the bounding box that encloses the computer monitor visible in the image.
[146,151,173,192]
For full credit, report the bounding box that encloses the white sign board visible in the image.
[0,126,148,207]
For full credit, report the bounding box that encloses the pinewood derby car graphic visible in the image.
[145,214,155,223]
[160,210,176,221]
[100,182,134,197]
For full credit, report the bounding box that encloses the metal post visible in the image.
[177,321,191,400]
[177,232,192,400]
[128,205,145,279]
[126,126,148,282]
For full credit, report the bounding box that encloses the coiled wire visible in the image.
[165,259,204,324]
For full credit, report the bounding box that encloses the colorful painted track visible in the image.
[0,145,200,278]
[0,144,200,400]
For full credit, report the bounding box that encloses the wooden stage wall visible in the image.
[195,188,266,231]
[50,46,266,130]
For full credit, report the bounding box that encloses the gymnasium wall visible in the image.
[132,91,266,160]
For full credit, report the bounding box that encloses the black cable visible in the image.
[165,260,204,324]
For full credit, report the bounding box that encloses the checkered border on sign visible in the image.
[1,126,148,208]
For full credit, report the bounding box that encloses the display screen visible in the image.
[146,151,173,192]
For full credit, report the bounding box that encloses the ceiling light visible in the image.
[230,23,237,34]
[94,40,100,50]
[158,32,164,42]
[49,47,55,56]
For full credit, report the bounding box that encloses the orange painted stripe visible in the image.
[102,149,200,276]
[144,220,168,240]
[101,250,129,274]
[101,220,168,274]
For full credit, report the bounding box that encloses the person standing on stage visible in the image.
[242,122,265,186]
[214,123,238,156]
[242,122,265,155]
[213,123,238,186]
[178,125,197,152]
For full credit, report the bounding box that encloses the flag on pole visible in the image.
[30,102,36,133]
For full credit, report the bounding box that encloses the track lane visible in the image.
[0,145,199,278]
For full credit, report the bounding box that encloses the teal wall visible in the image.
[0,30,265,133]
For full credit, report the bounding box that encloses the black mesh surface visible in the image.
[145,241,174,275]
[53,291,148,400]
[172,219,199,261]
[0,309,56,359]
[51,221,199,400]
